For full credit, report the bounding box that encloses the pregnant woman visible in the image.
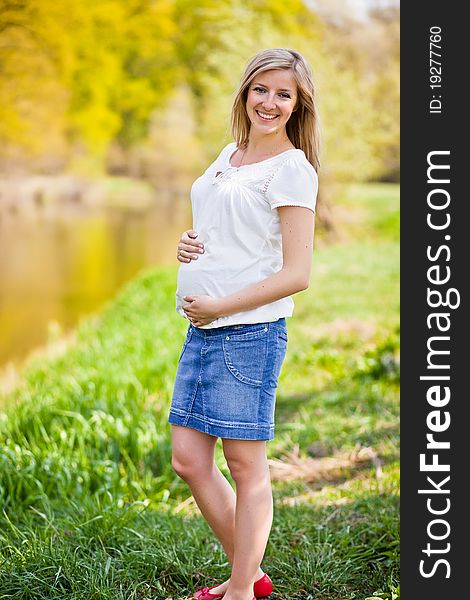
[168,48,320,600]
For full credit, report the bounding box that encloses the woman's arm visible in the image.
[182,206,315,326]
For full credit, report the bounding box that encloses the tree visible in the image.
[0,0,179,170]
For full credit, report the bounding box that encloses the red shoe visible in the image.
[193,586,224,600]
[253,573,273,598]
[193,573,273,599]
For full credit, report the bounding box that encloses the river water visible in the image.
[0,188,191,368]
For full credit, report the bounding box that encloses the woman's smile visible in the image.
[256,110,279,121]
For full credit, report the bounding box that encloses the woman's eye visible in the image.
[252,87,290,99]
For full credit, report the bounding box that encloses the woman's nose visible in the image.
[262,94,276,110]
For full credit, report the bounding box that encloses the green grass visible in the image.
[0,183,399,599]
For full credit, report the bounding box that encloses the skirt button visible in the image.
[226,336,230,340]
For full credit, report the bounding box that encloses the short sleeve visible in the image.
[265,157,318,214]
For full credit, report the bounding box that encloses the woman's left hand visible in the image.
[182,295,223,327]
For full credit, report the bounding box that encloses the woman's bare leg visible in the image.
[171,425,236,559]
[171,425,264,595]
[219,438,273,600]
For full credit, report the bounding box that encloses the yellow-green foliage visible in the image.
[0,1,399,183]
[0,0,178,158]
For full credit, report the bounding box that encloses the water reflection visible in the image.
[0,191,191,367]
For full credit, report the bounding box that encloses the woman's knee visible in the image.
[171,454,191,479]
[171,426,217,480]
[171,453,216,481]
[222,440,269,484]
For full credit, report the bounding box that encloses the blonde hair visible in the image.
[230,48,321,172]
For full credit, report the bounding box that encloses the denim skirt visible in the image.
[168,318,288,440]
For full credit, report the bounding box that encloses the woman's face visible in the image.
[245,69,298,137]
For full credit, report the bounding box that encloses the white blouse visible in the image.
[176,141,318,329]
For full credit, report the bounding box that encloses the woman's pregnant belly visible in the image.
[177,263,259,307]
[176,248,275,314]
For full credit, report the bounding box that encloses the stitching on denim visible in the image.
[171,408,274,430]
[178,327,193,363]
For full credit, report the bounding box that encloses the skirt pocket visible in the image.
[222,326,269,387]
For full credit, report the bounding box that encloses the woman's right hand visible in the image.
[177,229,205,263]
